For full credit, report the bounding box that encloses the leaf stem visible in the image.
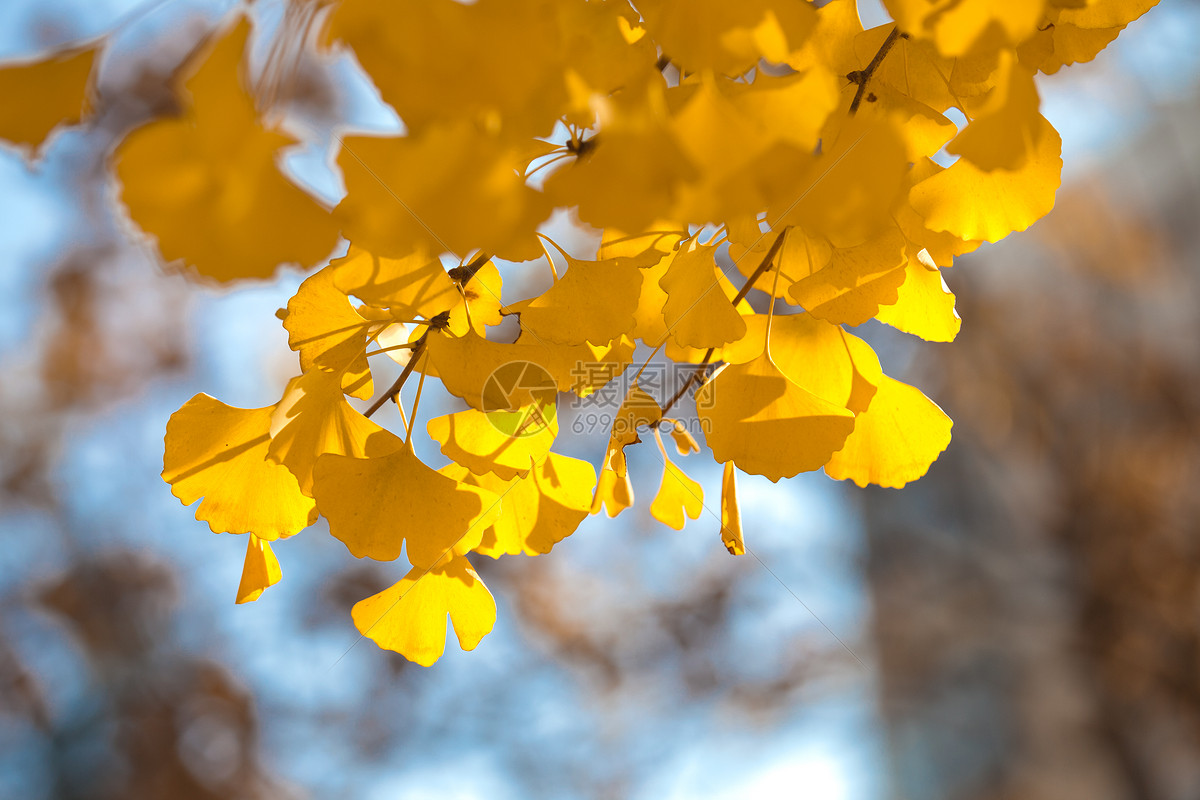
[364,334,427,418]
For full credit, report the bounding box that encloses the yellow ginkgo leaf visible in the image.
[667,75,776,223]
[427,403,558,481]
[825,375,953,488]
[282,264,375,399]
[876,250,961,342]
[763,314,883,414]
[886,0,1045,57]
[1053,0,1159,29]
[445,260,506,335]
[609,384,662,454]
[772,116,907,248]
[660,241,748,350]
[335,121,549,261]
[510,253,642,346]
[649,433,704,531]
[947,52,1043,171]
[895,158,986,265]
[787,225,909,326]
[591,467,635,518]
[0,45,96,153]
[332,245,458,318]
[545,79,697,233]
[697,352,855,482]
[426,329,632,410]
[325,0,566,138]
[720,461,745,555]
[464,453,597,557]
[163,394,316,540]
[628,245,672,345]
[667,419,701,455]
[639,0,815,75]
[311,446,500,568]
[596,226,686,268]
[732,68,840,153]
[909,117,1063,243]
[116,18,339,282]
[351,554,496,667]
[267,371,401,495]
[235,535,282,604]
[1017,21,1121,75]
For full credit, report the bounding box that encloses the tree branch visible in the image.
[848,26,903,115]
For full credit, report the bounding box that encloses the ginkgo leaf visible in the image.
[0,45,96,153]
[591,467,635,517]
[667,74,779,222]
[730,225,831,294]
[510,253,642,346]
[312,446,501,567]
[650,434,704,531]
[235,535,281,604]
[163,394,316,540]
[351,554,496,667]
[545,79,697,233]
[426,328,631,410]
[332,245,458,318]
[639,0,816,75]
[1017,21,1121,74]
[947,52,1043,171]
[335,121,550,261]
[427,402,558,481]
[787,225,909,326]
[116,17,339,282]
[876,250,961,342]
[325,0,566,138]
[751,314,884,414]
[458,452,596,557]
[1053,0,1159,29]
[660,241,748,350]
[446,260,506,335]
[772,116,907,248]
[267,370,400,494]
[667,419,701,455]
[910,118,1063,243]
[628,246,672,345]
[720,461,745,555]
[825,375,953,488]
[282,264,375,399]
[895,158,986,264]
[607,384,662,457]
[886,0,1044,57]
[698,351,855,482]
[731,68,840,153]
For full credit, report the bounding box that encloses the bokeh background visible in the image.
[2,1,1199,798]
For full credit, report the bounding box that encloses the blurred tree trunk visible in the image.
[863,96,1200,800]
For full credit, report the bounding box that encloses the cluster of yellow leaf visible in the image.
[0,0,1157,665]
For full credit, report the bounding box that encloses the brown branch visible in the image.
[364,335,427,418]
[849,26,903,115]
[447,251,492,286]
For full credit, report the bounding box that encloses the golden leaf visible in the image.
[351,554,496,666]
[163,394,316,540]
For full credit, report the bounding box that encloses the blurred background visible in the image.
[1,1,1199,798]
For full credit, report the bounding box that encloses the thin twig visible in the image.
[364,335,427,418]
[849,26,903,115]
